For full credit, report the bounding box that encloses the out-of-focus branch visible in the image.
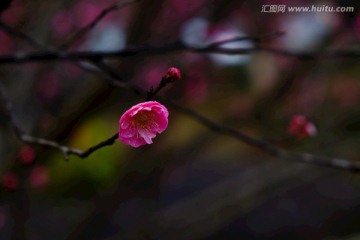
[0,0,12,14]
[0,1,134,87]
[205,31,285,48]
[1,35,359,169]
[0,43,162,161]
[0,3,358,171]
[0,22,49,50]
[0,81,123,160]
[0,83,85,160]
[0,20,132,160]
[0,41,360,64]
[166,99,360,172]
[0,42,358,65]
[4,72,358,170]
[0,42,184,64]
[60,0,140,49]
[0,20,129,88]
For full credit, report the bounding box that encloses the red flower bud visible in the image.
[19,145,36,165]
[29,166,49,189]
[288,115,317,139]
[2,172,18,192]
[164,67,181,82]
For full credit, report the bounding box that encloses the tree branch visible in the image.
[0,22,50,50]
[165,99,360,172]
[59,0,141,49]
[0,83,85,160]
[0,4,358,172]
[0,42,358,65]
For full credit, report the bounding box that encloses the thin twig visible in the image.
[0,22,50,50]
[0,42,185,64]
[0,43,358,65]
[0,21,134,160]
[146,77,173,101]
[166,99,360,172]
[77,133,119,158]
[0,83,84,160]
[0,20,129,87]
[206,31,286,48]
[0,12,359,171]
[59,0,141,50]
[0,81,122,159]
[0,31,163,161]
[0,19,139,160]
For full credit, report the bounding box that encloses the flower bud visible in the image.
[19,145,36,165]
[288,115,317,139]
[164,67,181,82]
[29,166,49,189]
[2,172,18,192]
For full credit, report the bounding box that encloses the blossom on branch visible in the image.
[29,166,49,189]
[164,67,181,82]
[19,145,36,165]
[288,115,317,139]
[2,172,18,192]
[119,101,169,147]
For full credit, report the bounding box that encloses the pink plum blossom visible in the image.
[288,115,317,139]
[19,145,36,165]
[119,101,169,147]
[29,166,49,189]
[2,172,18,192]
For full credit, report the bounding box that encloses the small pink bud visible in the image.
[288,115,317,139]
[288,115,306,134]
[119,101,169,148]
[29,166,49,189]
[2,172,18,192]
[19,145,36,165]
[304,122,317,137]
[164,67,181,82]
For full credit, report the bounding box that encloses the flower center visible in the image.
[133,111,152,128]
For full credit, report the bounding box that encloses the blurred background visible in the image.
[0,0,360,239]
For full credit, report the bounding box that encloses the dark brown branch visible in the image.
[0,20,130,88]
[0,42,185,64]
[0,81,123,160]
[0,35,163,161]
[77,133,119,158]
[60,67,171,159]
[1,40,358,169]
[0,21,134,160]
[0,22,49,50]
[206,31,285,48]
[146,77,172,101]
[166,99,360,172]
[0,83,85,160]
[0,15,358,171]
[60,0,141,49]
[0,42,358,65]
[0,0,12,14]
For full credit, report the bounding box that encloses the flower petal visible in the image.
[118,101,169,147]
